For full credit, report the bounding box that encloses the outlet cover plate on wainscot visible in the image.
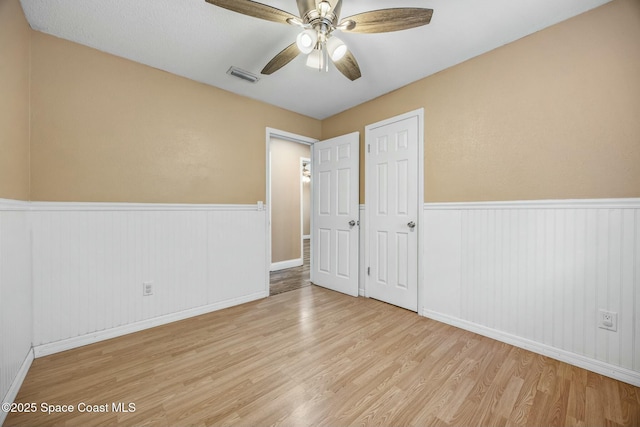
[598,309,617,332]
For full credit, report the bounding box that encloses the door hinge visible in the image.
[367,144,370,153]
[367,267,370,276]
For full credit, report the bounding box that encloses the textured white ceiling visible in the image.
[20,0,611,119]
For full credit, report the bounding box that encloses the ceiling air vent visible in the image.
[227,66,260,83]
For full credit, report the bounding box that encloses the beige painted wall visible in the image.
[0,0,30,200]
[29,32,321,204]
[322,0,640,203]
[14,0,640,204]
[303,178,310,237]
[271,138,310,264]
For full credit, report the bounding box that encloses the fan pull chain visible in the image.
[318,42,329,72]
[324,43,329,72]
[319,42,324,72]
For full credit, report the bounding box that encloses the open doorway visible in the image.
[300,157,311,284]
[266,129,316,296]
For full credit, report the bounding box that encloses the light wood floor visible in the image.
[6,286,640,426]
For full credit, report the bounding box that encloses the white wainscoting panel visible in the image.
[423,199,640,385]
[0,199,32,421]
[30,203,267,353]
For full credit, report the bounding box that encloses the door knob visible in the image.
[407,221,416,229]
[349,220,356,227]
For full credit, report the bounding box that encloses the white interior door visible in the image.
[311,132,359,297]
[366,115,420,311]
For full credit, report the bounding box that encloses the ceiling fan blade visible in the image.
[332,50,361,81]
[331,0,343,22]
[340,8,433,34]
[261,42,301,75]
[205,0,298,25]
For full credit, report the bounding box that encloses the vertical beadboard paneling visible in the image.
[572,209,586,356]
[0,201,32,408]
[422,209,461,318]
[423,199,640,385]
[207,209,266,302]
[31,203,267,350]
[620,210,635,370]
[595,209,609,362]
[584,209,598,359]
[607,209,622,366]
[542,209,554,347]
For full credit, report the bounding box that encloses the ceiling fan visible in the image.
[205,0,434,81]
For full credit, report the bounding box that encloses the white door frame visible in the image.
[265,128,318,289]
[364,108,425,311]
[300,157,311,249]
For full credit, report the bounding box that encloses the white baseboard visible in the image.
[34,291,268,358]
[0,348,34,425]
[303,235,310,240]
[270,258,303,271]
[358,288,365,297]
[422,308,640,387]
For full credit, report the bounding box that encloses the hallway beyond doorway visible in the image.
[270,239,310,296]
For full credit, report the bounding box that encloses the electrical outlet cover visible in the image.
[143,281,154,296]
[598,309,617,332]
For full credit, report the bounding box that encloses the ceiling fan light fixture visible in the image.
[327,36,347,61]
[296,29,317,54]
[305,49,321,69]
